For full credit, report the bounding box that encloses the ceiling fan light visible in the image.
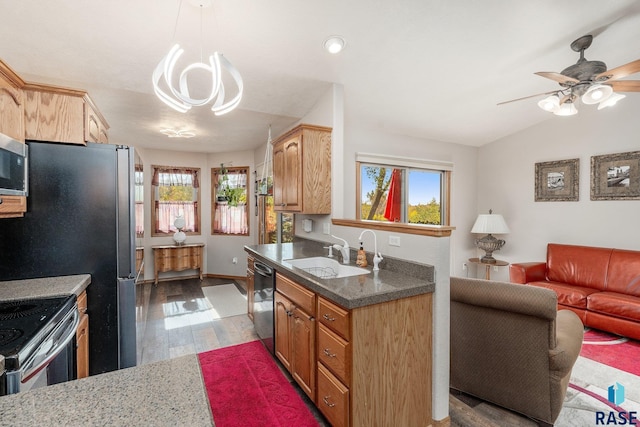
[582,84,613,105]
[597,92,626,110]
[554,102,578,116]
[538,95,560,112]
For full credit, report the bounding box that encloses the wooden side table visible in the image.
[152,243,205,285]
[468,258,509,280]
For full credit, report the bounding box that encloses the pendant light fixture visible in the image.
[152,0,243,115]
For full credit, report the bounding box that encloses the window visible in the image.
[357,155,451,226]
[212,166,249,235]
[134,163,144,237]
[151,166,200,236]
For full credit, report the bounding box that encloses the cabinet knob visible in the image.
[322,313,335,322]
[323,396,336,408]
[323,348,336,358]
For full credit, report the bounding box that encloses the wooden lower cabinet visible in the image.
[247,256,254,321]
[152,243,204,284]
[274,274,316,400]
[0,195,27,218]
[274,272,434,427]
[76,290,89,379]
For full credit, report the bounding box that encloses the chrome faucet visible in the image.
[358,229,384,271]
[331,235,350,264]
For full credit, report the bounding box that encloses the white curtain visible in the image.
[157,202,196,233]
[214,204,248,234]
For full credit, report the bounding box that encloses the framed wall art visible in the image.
[534,158,579,202]
[591,151,640,200]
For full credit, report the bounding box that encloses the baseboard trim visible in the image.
[432,416,450,427]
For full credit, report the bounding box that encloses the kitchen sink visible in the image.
[284,257,369,279]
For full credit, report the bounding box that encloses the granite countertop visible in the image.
[0,275,91,302]
[245,239,435,309]
[0,354,214,427]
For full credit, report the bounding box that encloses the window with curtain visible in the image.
[151,166,201,236]
[357,160,451,226]
[212,166,249,235]
[135,164,144,237]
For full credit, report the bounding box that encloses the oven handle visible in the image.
[21,307,80,383]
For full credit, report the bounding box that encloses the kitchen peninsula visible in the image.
[245,238,436,427]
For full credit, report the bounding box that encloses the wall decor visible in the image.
[591,151,640,200]
[535,159,580,202]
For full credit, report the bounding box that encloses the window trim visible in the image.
[211,166,250,236]
[356,160,451,227]
[151,165,201,237]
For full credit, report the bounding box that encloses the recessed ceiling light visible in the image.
[323,36,346,54]
[161,128,196,138]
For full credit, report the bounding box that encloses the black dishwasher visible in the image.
[253,262,275,355]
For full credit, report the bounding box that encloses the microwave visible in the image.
[0,133,28,196]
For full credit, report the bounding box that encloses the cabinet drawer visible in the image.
[77,290,88,315]
[276,273,315,314]
[317,362,349,427]
[318,297,350,340]
[318,323,350,384]
[0,195,26,217]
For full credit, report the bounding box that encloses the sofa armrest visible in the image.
[549,310,584,373]
[510,262,546,284]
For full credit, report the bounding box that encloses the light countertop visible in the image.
[0,354,214,427]
[0,275,91,302]
[245,239,435,309]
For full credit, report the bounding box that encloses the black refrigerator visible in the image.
[0,141,137,375]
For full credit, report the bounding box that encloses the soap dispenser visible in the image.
[356,242,368,267]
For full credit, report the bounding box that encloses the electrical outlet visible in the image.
[462,263,467,271]
[493,266,498,272]
[322,223,330,235]
[389,236,401,246]
[232,257,238,264]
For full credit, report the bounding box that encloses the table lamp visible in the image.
[471,209,510,263]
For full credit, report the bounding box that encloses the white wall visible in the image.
[477,95,640,282]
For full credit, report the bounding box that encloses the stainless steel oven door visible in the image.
[5,306,79,394]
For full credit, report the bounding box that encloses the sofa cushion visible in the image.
[605,249,640,297]
[588,292,640,322]
[546,244,611,291]
[529,280,599,309]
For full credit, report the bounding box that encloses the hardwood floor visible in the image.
[136,278,534,427]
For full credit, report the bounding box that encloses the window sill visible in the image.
[331,219,455,237]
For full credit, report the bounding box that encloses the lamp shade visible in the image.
[582,84,613,105]
[471,213,510,234]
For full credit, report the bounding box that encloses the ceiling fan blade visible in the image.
[608,80,640,92]
[534,72,579,86]
[595,59,640,82]
[497,91,559,106]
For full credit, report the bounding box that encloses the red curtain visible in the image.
[384,169,402,222]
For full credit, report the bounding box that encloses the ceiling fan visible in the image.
[499,35,640,115]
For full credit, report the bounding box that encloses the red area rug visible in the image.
[579,328,640,376]
[198,340,319,427]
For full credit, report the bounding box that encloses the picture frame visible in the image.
[591,151,640,201]
[535,158,579,202]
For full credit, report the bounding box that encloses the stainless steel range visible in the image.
[0,295,79,395]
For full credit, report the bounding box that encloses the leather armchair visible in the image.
[450,277,583,426]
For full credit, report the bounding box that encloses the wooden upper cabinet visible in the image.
[272,124,331,214]
[23,83,108,145]
[0,61,25,142]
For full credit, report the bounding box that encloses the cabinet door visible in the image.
[274,292,292,372]
[272,141,285,210]
[282,135,302,211]
[76,313,90,379]
[292,306,316,400]
[0,73,24,141]
[247,268,254,321]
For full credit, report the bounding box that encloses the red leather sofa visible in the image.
[510,243,640,341]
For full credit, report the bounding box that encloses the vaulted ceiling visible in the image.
[1,0,639,152]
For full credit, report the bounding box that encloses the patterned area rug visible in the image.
[198,340,319,427]
[555,328,640,426]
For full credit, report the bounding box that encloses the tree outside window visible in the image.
[151,166,200,235]
[359,163,448,226]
